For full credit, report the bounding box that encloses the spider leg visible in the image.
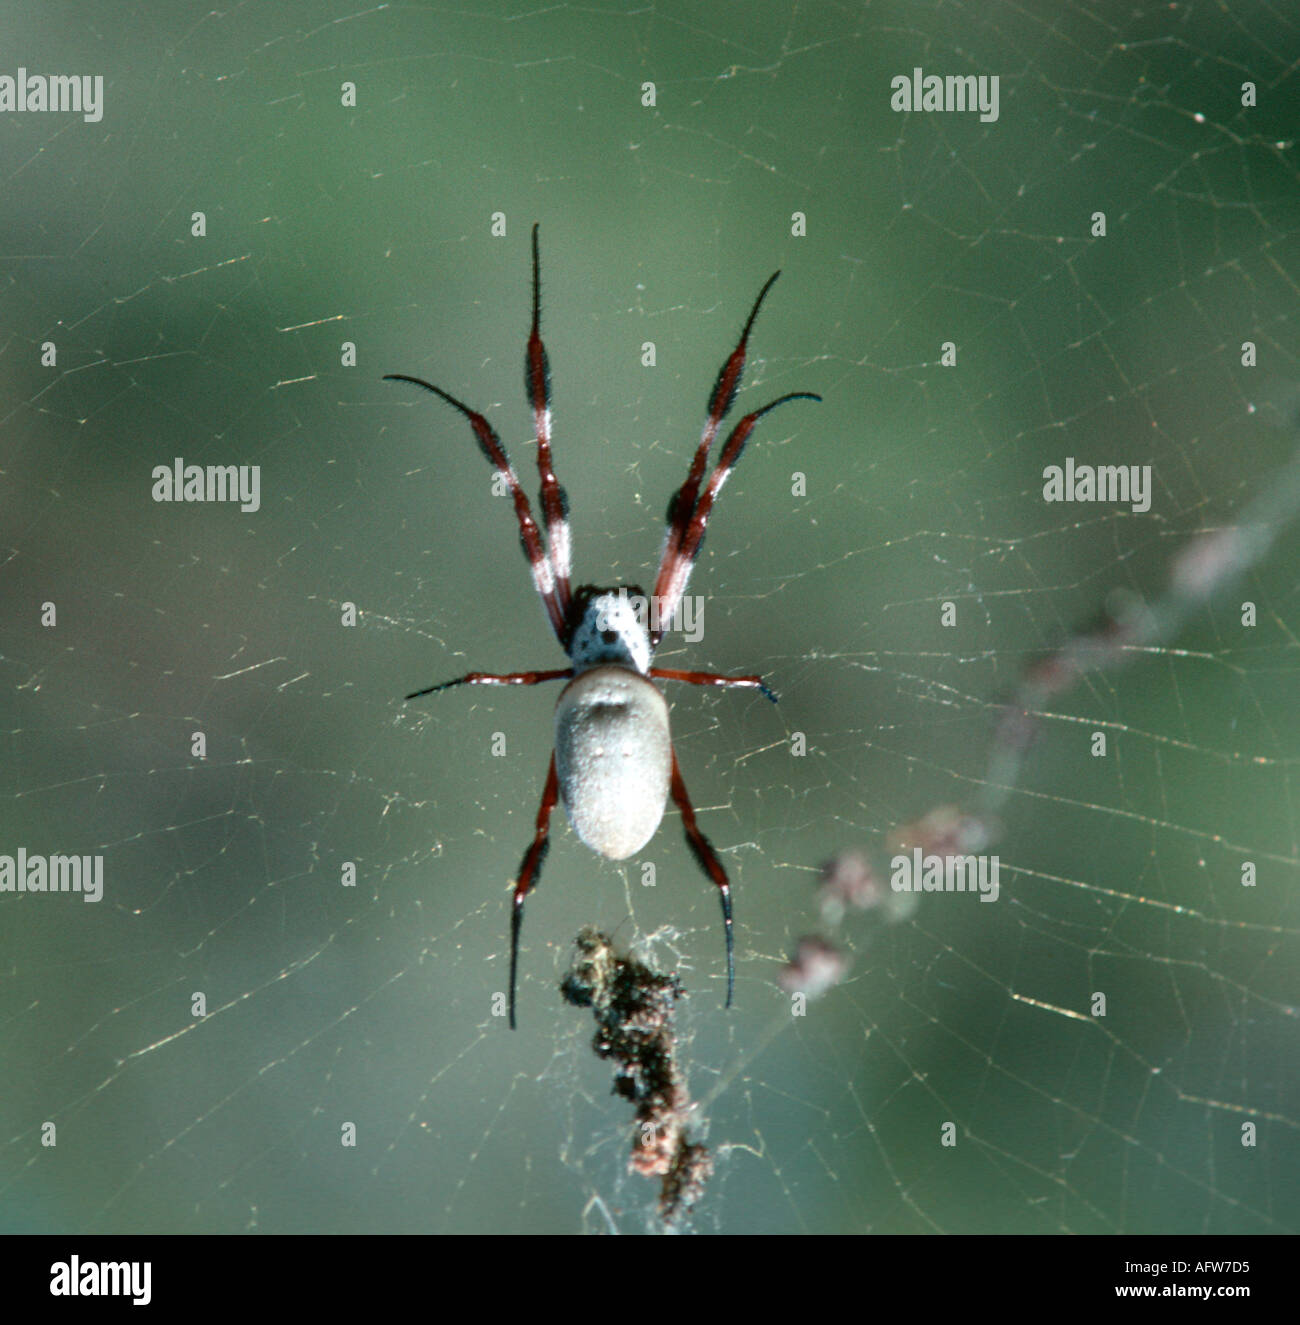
[509,753,560,1029]
[653,273,782,650]
[668,748,735,1009]
[525,224,572,619]
[653,392,821,635]
[384,373,568,644]
[405,668,572,701]
[649,667,778,704]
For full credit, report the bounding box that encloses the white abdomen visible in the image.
[554,665,671,859]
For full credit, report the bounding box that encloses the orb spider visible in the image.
[386,226,819,1027]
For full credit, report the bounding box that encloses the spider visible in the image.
[386,226,819,1027]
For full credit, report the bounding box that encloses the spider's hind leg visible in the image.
[508,753,561,1029]
[668,748,735,1009]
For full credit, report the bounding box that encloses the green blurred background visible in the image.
[2,0,1297,1233]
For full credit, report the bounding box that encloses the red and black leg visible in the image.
[525,223,572,621]
[650,666,778,703]
[669,748,735,1009]
[384,372,569,643]
[405,668,572,701]
[652,272,783,650]
[653,391,821,632]
[509,753,560,1029]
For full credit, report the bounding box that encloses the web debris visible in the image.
[561,927,713,1228]
[786,441,1300,1002]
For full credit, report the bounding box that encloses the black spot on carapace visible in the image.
[601,629,618,645]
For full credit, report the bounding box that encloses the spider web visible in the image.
[2,0,1298,1235]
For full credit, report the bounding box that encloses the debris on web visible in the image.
[561,927,713,1227]
[781,442,1300,1010]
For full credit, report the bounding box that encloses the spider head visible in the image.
[567,584,653,674]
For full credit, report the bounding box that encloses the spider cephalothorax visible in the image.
[387,226,819,1026]
[566,583,653,673]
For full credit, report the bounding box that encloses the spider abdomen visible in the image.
[554,665,671,860]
